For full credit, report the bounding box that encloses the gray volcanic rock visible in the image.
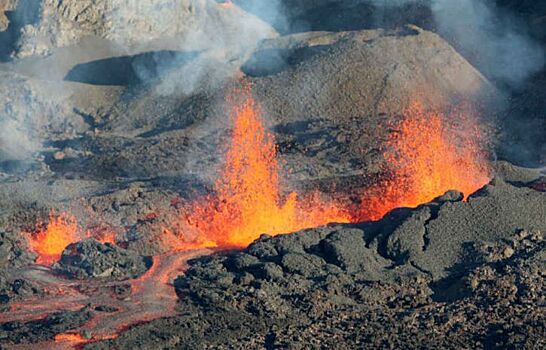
[0,230,41,309]
[382,180,546,279]
[0,275,41,310]
[174,224,422,318]
[56,239,151,280]
[173,178,545,311]
[87,177,545,349]
[0,307,92,344]
[0,230,35,268]
[47,26,498,185]
[251,26,495,124]
[12,0,277,58]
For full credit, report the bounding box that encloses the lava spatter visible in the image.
[26,211,117,266]
[353,101,491,221]
[26,212,80,266]
[180,85,350,249]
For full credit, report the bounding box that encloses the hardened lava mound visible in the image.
[87,172,545,349]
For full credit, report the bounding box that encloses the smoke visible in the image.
[430,0,544,88]
[0,118,39,162]
[368,0,545,87]
[155,3,279,96]
[0,75,76,172]
[105,0,281,95]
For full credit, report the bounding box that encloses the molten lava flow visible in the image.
[26,212,80,265]
[54,333,86,343]
[355,101,491,221]
[181,87,350,248]
[26,211,117,265]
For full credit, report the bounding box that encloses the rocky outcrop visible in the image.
[86,177,546,349]
[0,230,41,309]
[12,0,277,58]
[174,178,545,313]
[56,239,151,280]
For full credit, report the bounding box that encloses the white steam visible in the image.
[431,0,544,87]
[106,0,280,95]
[371,0,545,86]
[0,118,39,161]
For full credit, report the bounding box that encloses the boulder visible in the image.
[56,239,151,280]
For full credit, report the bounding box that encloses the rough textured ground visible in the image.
[56,239,152,281]
[84,175,545,349]
[0,23,498,251]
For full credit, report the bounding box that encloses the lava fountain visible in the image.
[181,86,351,248]
[354,101,492,221]
[26,211,116,265]
[7,89,493,348]
[25,212,80,265]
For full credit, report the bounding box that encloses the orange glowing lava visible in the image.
[180,86,350,248]
[54,333,86,343]
[26,212,80,265]
[355,101,491,221]
[26,211,117,265]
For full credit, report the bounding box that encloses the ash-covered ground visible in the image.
[0,1,545,349]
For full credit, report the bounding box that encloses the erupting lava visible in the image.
[355,101,491,221]
[24,93,491,262]
[26,211,116,265]
[8,87,492,349]
[181,86,350,248]
[26,212,80,265]
[174,88,491,249]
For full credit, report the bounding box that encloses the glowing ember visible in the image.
[89,226,117,245]
[355,101,491,221]
[54,333,86,343]
[180,86,350,248]
[26,211,117,265]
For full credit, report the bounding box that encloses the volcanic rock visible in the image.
[85,177,545,349]
[27,26,499,185]
[0,230,34,268]
[0,230,42,309]
[56,239,151,280]
[11,0,277,58]
[0,275,41,309]
[0,307,92,344]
